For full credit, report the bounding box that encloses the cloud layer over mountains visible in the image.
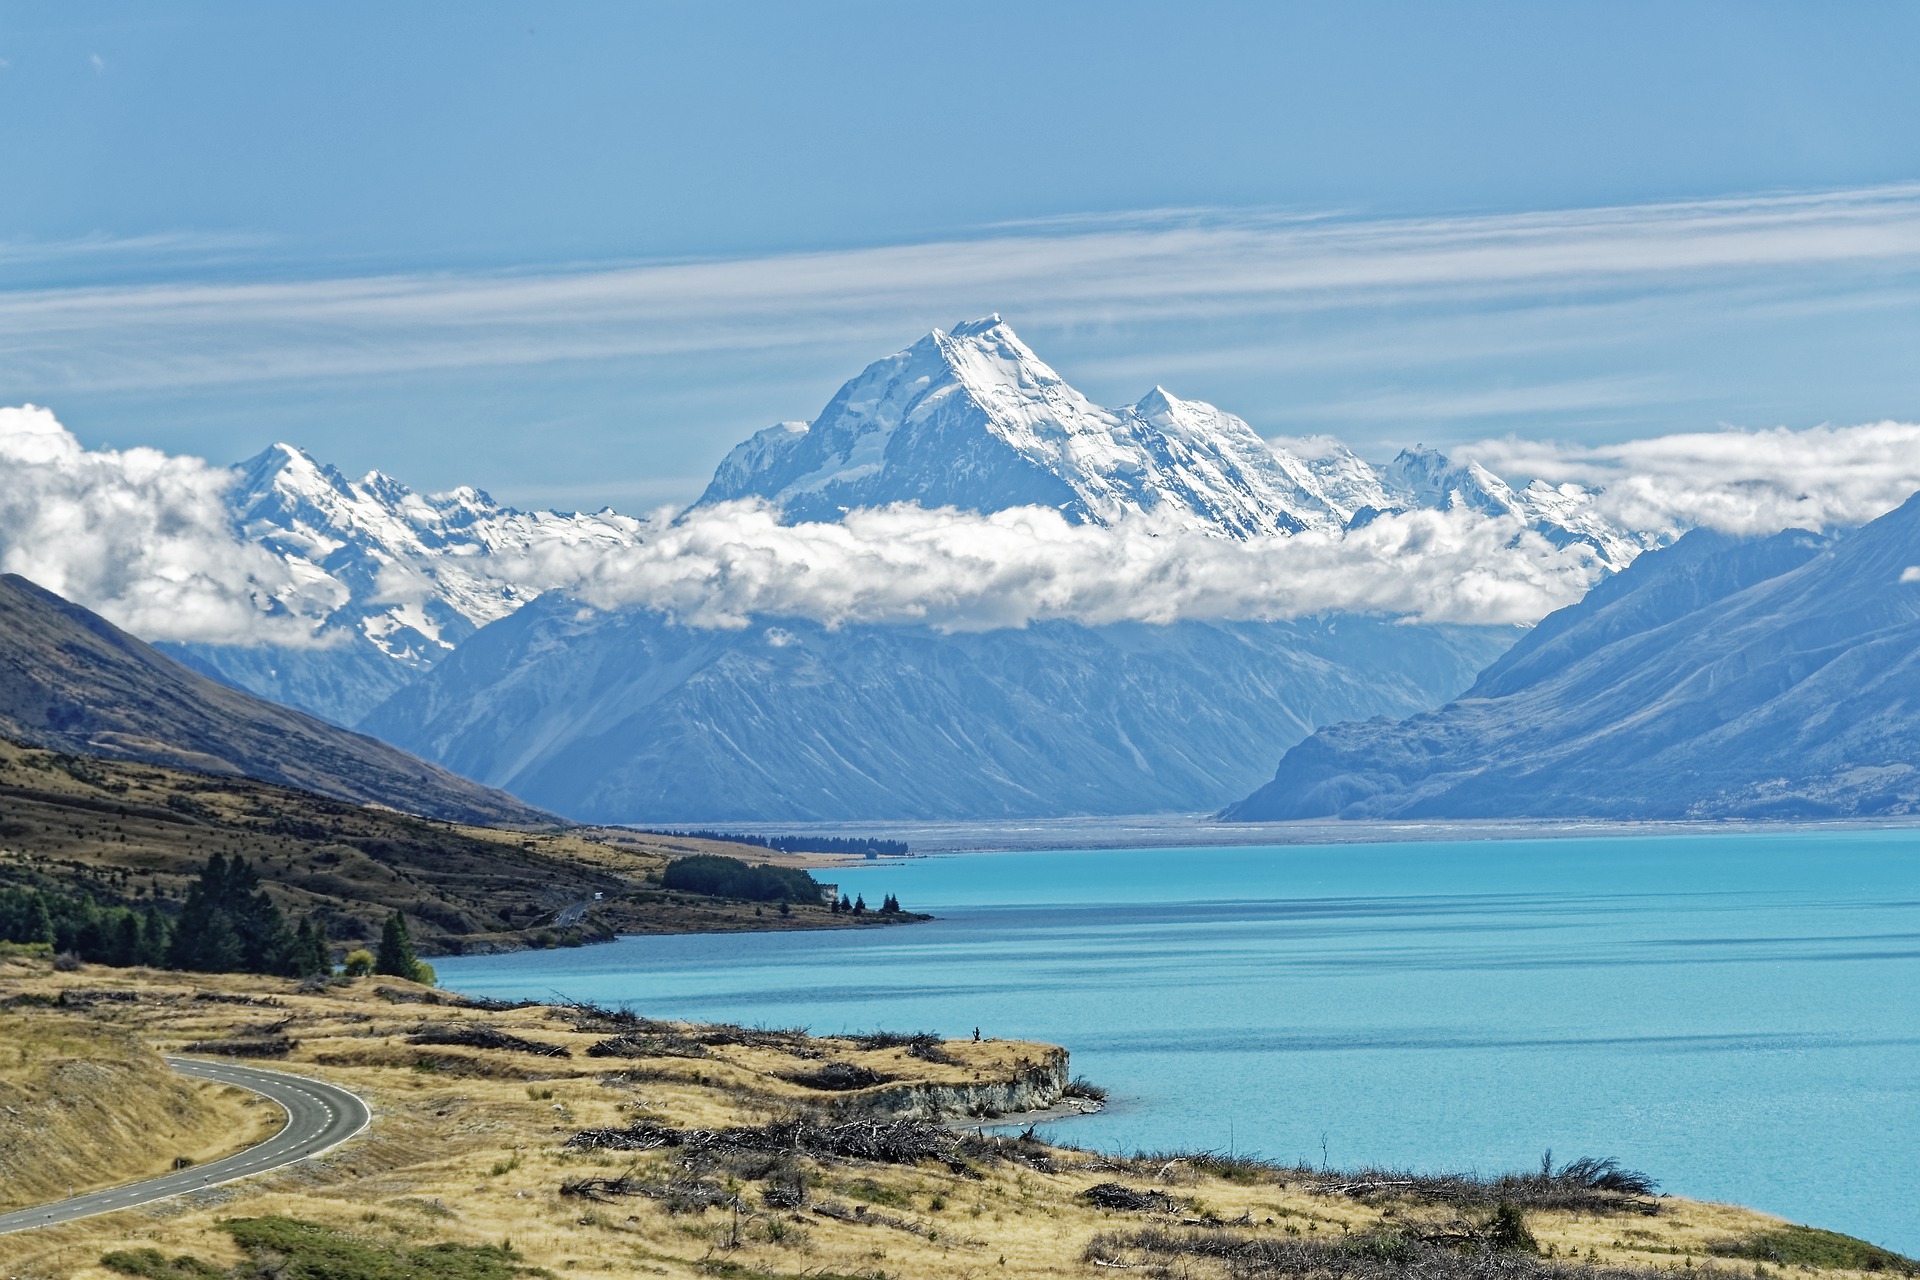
[0,405,307,646]
[1473,420,1920,537]
[5,403,1920,647]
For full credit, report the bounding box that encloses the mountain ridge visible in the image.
[0,572,555,826]
[1225,493,1920,820]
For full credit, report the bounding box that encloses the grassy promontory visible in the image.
[0,737,922,962]
[0,957,1908,1280]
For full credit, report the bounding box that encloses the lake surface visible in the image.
[436,830,1920,1253]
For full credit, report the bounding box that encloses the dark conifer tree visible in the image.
[851,894,867,916]
[375,910,420,979]
[137,903,171,967]
[168,854,297,975]
[291,917,330,977]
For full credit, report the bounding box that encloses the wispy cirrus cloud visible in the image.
[5,184,1920,395]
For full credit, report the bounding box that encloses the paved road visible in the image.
[0,1057,370,1235]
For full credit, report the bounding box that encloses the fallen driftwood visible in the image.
[846,1031,955,1064]
[405,1023,570,1057]
[567,1117,967,1169]
[811,1198,932,1236]
[376,986,529,1011]
[782,1061,891,1091]
[585,1032,709,1060]
[193,1035,296,1058]
[1082,1183,1180,1213]
[1309,1154,1659,1216]
[560,1171,743,1214]
[191,992,283,1007]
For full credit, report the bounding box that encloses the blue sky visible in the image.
[4,2,1920,509]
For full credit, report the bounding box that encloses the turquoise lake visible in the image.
[436,830,1920,1253]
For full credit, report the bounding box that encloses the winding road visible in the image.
[0,1057,370,1235]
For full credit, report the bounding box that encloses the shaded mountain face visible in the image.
[1227,493,1920,820]
[159,443,646,725]
[360,597,1516,823]
[0,573,553,826]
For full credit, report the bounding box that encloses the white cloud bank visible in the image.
[7,406,1920,646]
[1470,420,1920,537]
[532,501,1600,631]
[0,406,312,645]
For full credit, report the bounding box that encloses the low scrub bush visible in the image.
[1085,1226,1668,1279]
[1708,1225,1917,1274]
[101,1248,223,1280]
[219,1215,548,1280]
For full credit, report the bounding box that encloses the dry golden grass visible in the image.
[0,958,1901,1280]
[0,1001,277,1212]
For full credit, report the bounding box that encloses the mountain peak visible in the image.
[693,319,1328,536]
[947,313,1007,339]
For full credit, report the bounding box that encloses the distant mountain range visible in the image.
[170,318,1646,735]
[71,317,1698,822]
[1227,491,1920,820]
[162,443,644,724]
[0,573,552,826]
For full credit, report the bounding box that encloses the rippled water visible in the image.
[437,829,1920,1252]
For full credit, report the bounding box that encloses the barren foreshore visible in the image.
[0,957,1909,1280]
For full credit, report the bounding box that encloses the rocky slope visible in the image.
[1228,492,1920,820]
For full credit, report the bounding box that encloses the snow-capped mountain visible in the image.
[1380,446,1650,570]
[698,315,1351,537]
[161,443,647,725]
[161,317,1656,768]
[696,316,1649,568]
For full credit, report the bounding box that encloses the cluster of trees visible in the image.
[0,855,440,983]
[827,892,905,916]
[648,830,909,858]
[0,884,171,966]
[660,854,824,904]
[169,853,328,977]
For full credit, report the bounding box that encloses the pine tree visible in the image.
[137,903,171,967]
[851,894,867,916]
[110,910,142,966]
[168,854,297,974]
[375,910,420,980]
[290,917,330,977]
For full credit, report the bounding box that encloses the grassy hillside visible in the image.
[0,1005,278,1210]
[0,738,910,956]
[0,959,1908,1280]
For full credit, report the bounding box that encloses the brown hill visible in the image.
[0,573,550,826]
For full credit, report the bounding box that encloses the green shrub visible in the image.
[220,1215,548,1280]
[1709,1224,1917,1273]
[100,1248,223,1280]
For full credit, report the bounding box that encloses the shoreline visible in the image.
[657,811,1920,856]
